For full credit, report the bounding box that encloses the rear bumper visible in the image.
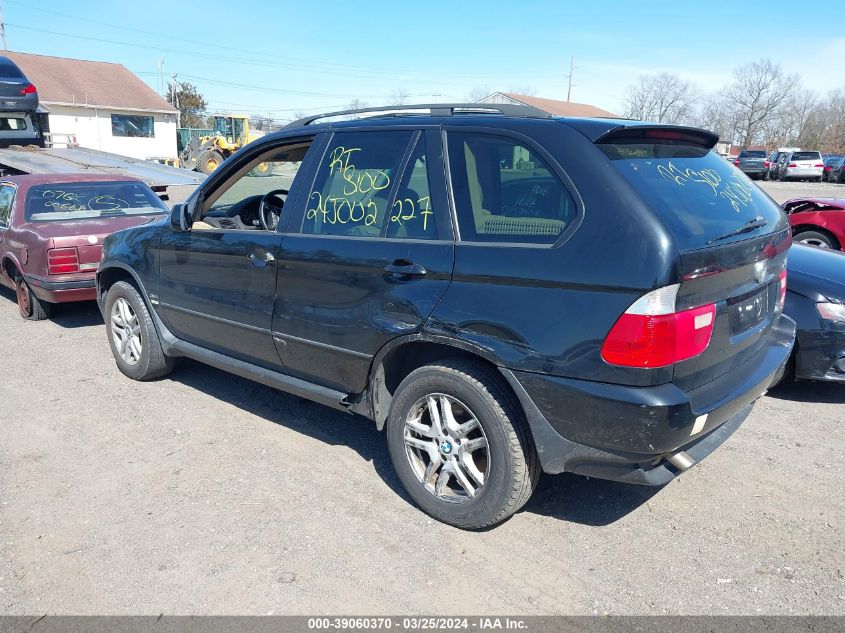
[740,166,766,176]
[24,273,97,303]
[784,168,822,179]
[500,314,796,484]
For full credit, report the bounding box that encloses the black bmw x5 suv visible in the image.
[97,103,795,529]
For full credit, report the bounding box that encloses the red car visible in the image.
[0,174,168,319]
[782,197,845,251]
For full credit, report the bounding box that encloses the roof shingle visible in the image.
[498,92,618,118]
[3,51,176,113]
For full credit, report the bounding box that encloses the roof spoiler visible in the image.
[594,125,719,149]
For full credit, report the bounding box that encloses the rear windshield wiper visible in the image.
[706,216,768,244]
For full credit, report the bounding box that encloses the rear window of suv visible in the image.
[599,142,785,250]
[791,152,821,161]
[739,150,766,158]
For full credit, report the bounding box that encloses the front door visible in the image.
[272,129,455,393]
[157,138,315,370]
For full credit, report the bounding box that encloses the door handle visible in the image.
[384,260,427,278]
[248,251,275,265]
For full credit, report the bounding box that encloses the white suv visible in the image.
[780,150,824,182]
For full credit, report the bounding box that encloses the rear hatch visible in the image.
[597,128,791,391]
[789,151,822,171]
[739,150,767,169]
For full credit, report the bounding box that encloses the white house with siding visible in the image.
[4,51,178,160]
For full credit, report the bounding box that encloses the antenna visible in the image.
[566,55,576,102]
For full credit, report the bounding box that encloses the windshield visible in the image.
[739,150,766,158]
[791,152,821,161]
[600,142,786,250]
[25,181,168,222]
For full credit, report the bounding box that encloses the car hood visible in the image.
[787,245,845,302]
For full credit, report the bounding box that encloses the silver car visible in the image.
[780,150,824,182]
[0,56,38,112]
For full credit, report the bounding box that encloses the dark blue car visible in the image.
[95,103,795,528]
[777,245,845,383]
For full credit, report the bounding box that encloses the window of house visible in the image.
[447,132,576,244]
[111,114,155,138]
[302,131,414,238]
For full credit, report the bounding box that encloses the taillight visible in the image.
[601,285,716,368]
[733,159,740,166]
[776,270,787,311]
[764,160,770,167]
[813,163,823,167]
[788,163,797,167]
[47,247,80,274]
[19,83,36,95]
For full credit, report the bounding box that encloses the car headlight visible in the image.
[817,302,845,322]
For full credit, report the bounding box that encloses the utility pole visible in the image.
[0,1,9,51]
[170,73,180,128]
[566,56,575,102]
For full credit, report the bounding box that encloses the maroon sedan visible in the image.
[782,197,845,251]
[0,174,168,319]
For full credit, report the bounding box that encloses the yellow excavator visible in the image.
[179,114,267,174]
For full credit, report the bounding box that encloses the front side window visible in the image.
[0,184,14,226]
[447,132,576,244]
[25,181,167,222]
[112,114,155,138]
[196,141,311,231]
[303,131,414,237]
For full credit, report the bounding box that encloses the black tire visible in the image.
[385,358,539,529]
[198,150,224,175]
[14,273,50,320]
[762,172,769,181]
[104,280,174,381]
[793,230,839,250]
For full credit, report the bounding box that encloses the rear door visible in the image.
[598,136,791,391]
[272,128,454,393]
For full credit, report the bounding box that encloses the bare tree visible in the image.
[722,59,800,148]
[390,88,410,106]
[820,88,845,153]
[347,98,369,111]
[466,85,492,102]
[622,73,699,124]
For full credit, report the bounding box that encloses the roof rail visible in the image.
[284,102,552,128]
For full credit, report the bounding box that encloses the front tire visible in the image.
[14,274,51,320]
[198,150,224,175]
[385,359,539,529]
[793,230,839,250]
[104,281,174,381]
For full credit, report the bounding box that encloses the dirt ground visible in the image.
[0,180,843,616]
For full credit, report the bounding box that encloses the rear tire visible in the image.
[793,230,839,250]
[14,274,50,321]
[104,281,174,381]
[385,358,539,529]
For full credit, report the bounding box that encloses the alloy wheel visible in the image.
[403,393,490,502]
[111,297,142,365]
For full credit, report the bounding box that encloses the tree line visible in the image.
[622,59,845,153]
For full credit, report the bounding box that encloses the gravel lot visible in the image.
[1,180,843,615]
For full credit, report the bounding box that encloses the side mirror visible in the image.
[170,203,192,232]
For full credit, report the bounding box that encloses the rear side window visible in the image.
[0,185,14,226]
[447,132,576,244]
[600,142,785,250]
[0,58,24,78]
[303,131,414,237]
[791,151,821,161]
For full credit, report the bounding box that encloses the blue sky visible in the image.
[4,0,844,121]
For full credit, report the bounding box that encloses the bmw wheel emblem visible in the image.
[440,441,453,455]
